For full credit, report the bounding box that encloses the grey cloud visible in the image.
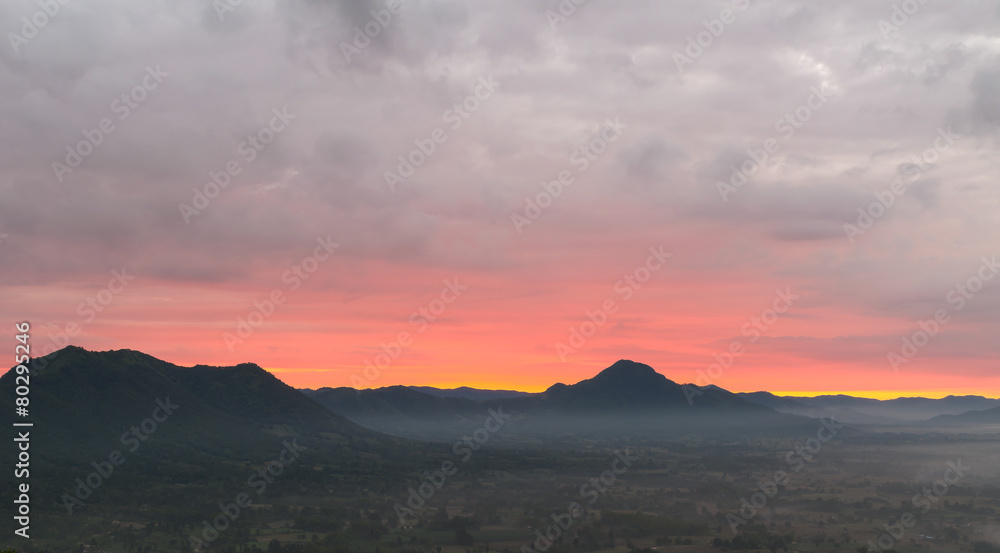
[619,135,686,182]
[0,0,997,299]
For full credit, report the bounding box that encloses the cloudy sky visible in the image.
[2,0,999,396]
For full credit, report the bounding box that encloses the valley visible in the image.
[3,350,1000,553]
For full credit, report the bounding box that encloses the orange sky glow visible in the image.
[3,0,1000,404]
[11,235,1000,400]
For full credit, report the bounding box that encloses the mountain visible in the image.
[881,395,1000,419]
[307,385,514,440]
[0,346,436,513]
[518,360,821,439]
[926,405,1000,426]
[408,385,536,400]
[739,391,1000,424]
[0,346,384,457]
[739,391,807,411]
[540,360,765,412]
[299,385,534,401]
[738,393,898,424]
[310,360,828,443]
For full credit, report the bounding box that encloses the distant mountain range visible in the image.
[2,346,997,548]
[5,348,998,481]
[927,404,1000,426]
[307,384,505,440]
[308,360,829,442]
[300,385,534,401]
[4,350,846,456]
[738,391,1000,425]
[305,360,1000,437]
[408,385,536,400]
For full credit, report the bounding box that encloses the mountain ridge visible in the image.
[739,390,1000,424]
[309,359,829,442]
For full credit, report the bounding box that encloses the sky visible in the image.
[2,0,999,398]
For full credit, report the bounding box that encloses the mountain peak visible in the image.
[541,359,678,408]
[593,359,662,382]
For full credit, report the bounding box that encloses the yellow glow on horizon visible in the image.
[266,367,337,373]
[765,389,999,400]
[416,383,546,393]
[260,367,998,399]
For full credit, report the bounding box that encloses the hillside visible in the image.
[0,347,444,515]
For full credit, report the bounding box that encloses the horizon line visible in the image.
[32,346,1000,402]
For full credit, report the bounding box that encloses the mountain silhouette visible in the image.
[309,359,821,441]
[0,346,435,512]
[740,390,1000,424]
[926,404,1000,425]
[541,359,763,412]
[407,385,536,400]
